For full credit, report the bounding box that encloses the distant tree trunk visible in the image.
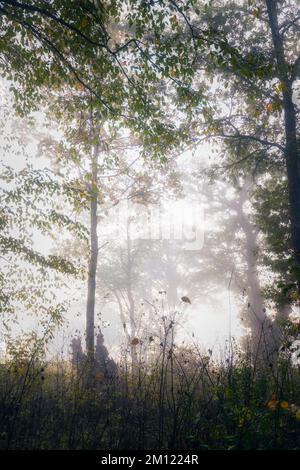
[243,223,277,357]
[236,181,265,322]
[244,227,265,325]
[86,139,99,365]
[128,286,138,372]
[266,0,300,295]
[236,180,278,358]
[126,219,138,372]
[165,244,179,310]
[114,289,129,340]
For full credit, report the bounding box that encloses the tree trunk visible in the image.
[86,141,99,363]
[126,219,139,372]
[236,180,278,358]
[165,244,179,310]
[236,181,265,322]
[266,0,300,294]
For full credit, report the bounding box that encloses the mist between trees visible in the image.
[0,0,300,450]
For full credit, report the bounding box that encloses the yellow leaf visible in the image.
[266,102,273,112]
[252,8,260,18]
[80,18,89,29]
[280,400,289,409]
[18,365,27,375]
[276,81,285,93]
[75,83,84,92]
[266,399,278,409]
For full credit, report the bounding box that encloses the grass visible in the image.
[0,342,300,450]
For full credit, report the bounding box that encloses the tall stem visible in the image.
[86,139,99,361]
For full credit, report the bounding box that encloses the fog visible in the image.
[2,0,300,452]
[0,80,245,361]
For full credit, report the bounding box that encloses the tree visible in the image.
[39,91,160,369]
[0,0,203,366]
[185,0,300,295]
[0,0,193,157]
[0,94,85,346]
[265,0,300,294]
